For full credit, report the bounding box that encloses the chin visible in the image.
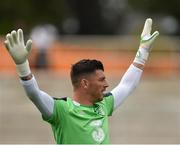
[93,94,103,103]
[94,99,102,103]
[97,95,103,102]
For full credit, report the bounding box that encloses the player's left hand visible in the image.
[133,18,159,65]
[139,18,159,52]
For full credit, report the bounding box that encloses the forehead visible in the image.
[95,69,105,75]
[90,69,105,79]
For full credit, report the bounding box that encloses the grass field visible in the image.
[0,71,180,144]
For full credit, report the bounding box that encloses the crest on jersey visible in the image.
[90,120,105,143]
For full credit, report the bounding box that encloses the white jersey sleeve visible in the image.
[111,64,143,110]
[20,76,54,117]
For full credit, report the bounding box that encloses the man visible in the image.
[4,18,159,144]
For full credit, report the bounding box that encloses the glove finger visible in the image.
[11,30,18,44]
[149,31,159,43]
[141,18,152,37]
[141,31,159,43]
[26,39,32,52]
[6,33,14,47]
[17,29,24,44]
[151,31,159,39]
[4,40,11,51]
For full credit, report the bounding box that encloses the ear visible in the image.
[80,78,89,89]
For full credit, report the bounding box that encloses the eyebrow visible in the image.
[98,76,106,80]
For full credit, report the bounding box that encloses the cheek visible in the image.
[88,83,100,93]
[91,83,102,90]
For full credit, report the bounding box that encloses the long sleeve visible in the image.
[111,64,143,110]
[20,76,54,118]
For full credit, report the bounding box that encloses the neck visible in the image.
[73,90,93,106]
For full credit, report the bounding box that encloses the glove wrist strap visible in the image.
[16,60,31,77]
[133,47,149,65]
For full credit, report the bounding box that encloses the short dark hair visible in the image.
[70,59,104,87]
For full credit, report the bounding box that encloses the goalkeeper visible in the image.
[4,18,159,144]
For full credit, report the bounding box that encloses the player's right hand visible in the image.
[4,29,32,65]
[4,29,32,77]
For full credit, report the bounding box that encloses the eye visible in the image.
[99,77,105,81]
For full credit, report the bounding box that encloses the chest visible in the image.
[62,105,108,129]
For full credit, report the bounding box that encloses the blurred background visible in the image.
[0,0,180,144]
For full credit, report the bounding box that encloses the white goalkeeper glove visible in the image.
[4,29,32,77]
[134,18,159,65]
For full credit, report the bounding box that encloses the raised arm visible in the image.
[4,29,54,118]
[111,18,159,110]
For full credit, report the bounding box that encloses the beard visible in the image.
[94,93,103,103]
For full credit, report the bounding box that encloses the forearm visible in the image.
[20,75,54,117]
[111,64,143,110]
[4,29,54,118]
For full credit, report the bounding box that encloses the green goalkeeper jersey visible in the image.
[43,93,114,144]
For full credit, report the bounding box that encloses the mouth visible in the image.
[101,88,106,93]
[101,90,105,94]
[101,89,106,96]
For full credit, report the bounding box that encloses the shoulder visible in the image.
[53,97,69,109]
[44,97,70,124]
[102,92,114,107]
[103,92,114,116]
[53,97,74,108]
[96,92,114,105]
